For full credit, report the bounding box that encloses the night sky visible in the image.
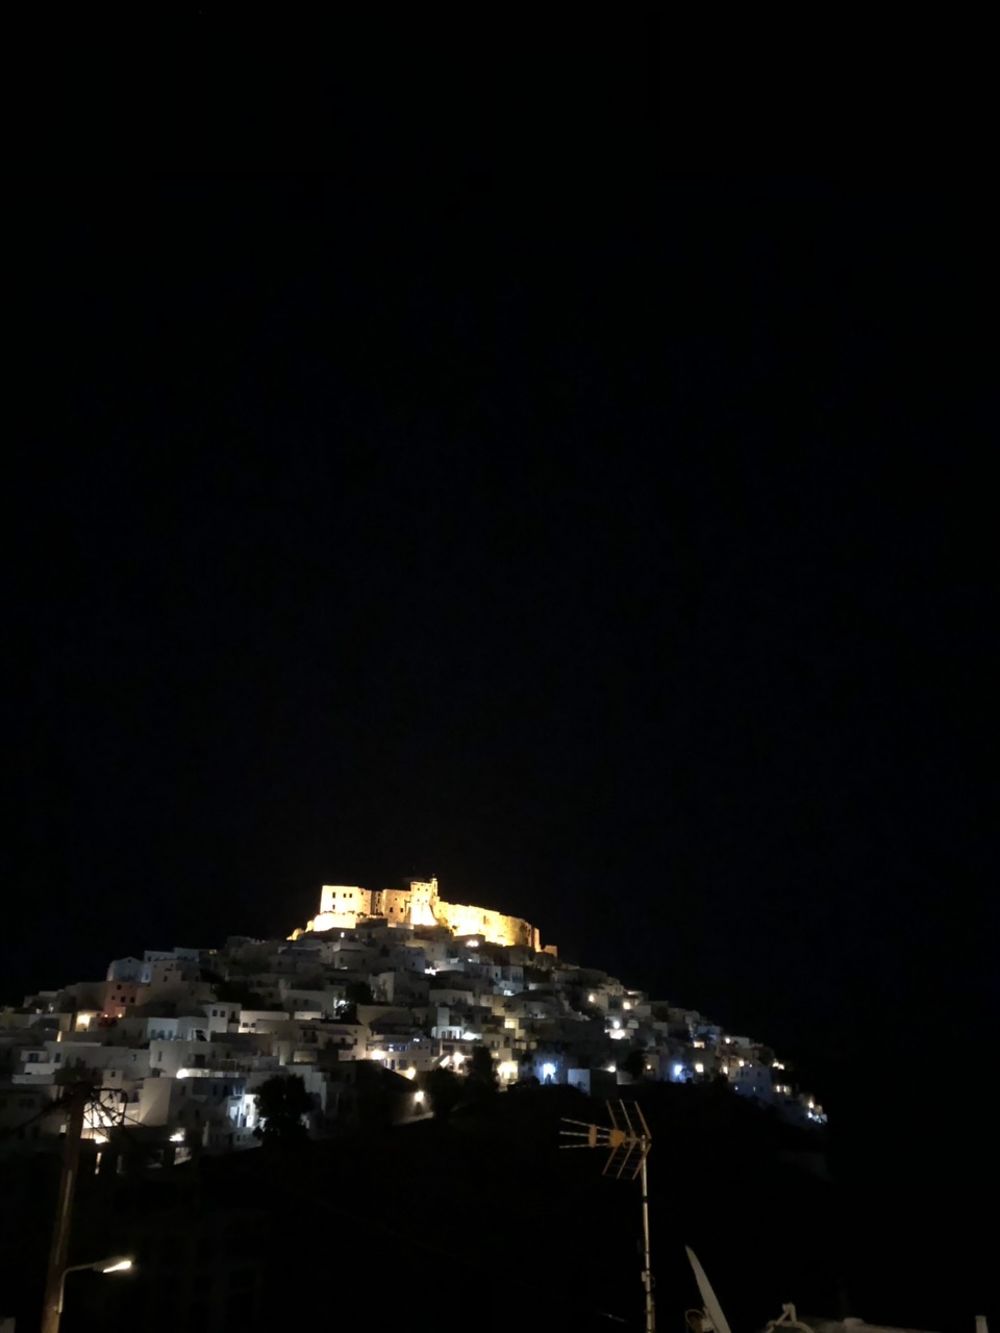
[6,69,997,1320]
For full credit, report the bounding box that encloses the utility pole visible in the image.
[40,1083,88,1333]
[560,1099,655,1333]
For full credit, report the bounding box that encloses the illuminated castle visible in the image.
[290,877,543,952]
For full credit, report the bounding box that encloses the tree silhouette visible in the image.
[622,1048,646,1081]
[254,1074,312,1143]
[426,1067,463,1120]
[468,1046,498,1094]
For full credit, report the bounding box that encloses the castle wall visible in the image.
[435,900,535,949]
[294,879,543,953]
[319,885,372,917]
[372,888,411,922]
[305,911,358,934]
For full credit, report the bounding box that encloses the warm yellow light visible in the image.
[170,1130,186,1143]
[100,1259,132,1274]
[451,1051,465,1068]
[772,1060,785,1070]
[623,1001,632,1011]
[738,1059,745,1067]
[91,1133,109,1145]
[413,1090,425,1105]
[370,1049,386,1063]
[403,1067,416,1080]
[694,1062,705,1074]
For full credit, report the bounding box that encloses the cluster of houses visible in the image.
[0,880,826,1160]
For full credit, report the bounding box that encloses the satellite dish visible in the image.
[685,1246,734,1333]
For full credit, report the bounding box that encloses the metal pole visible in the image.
[40,1085,88,1333]
[640,1149,655,1333]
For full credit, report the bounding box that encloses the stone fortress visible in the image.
[290,876,545,953]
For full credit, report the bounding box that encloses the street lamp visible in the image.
[55,1256,134,1325]
[95,1257,133,1274]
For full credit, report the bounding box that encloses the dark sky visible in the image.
[4,29,998,1313]
[10,167,994,1066]
[7,148,997,1277]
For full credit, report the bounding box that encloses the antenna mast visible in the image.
[560,1099,655,1333]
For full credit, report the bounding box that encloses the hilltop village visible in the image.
[1,878,825,1155]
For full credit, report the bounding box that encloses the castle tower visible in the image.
[408,876,439,927]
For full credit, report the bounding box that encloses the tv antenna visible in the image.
[560,1099,655,1333]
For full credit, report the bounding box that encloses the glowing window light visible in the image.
[413,1089,425,1105]
[169,1130,186,1143]
[541,1062,556,1079]
[451,1051,465,1068]
[694,1062,705,1074]
[623,1001,632,1011]
[672,1063,684,1079]
[611,1019,620,1030]
[737,1059,745,1067]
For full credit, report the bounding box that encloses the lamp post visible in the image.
[36,1081,135,1333]
[40,1085,87,1333]
[52,1257,134,1330]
